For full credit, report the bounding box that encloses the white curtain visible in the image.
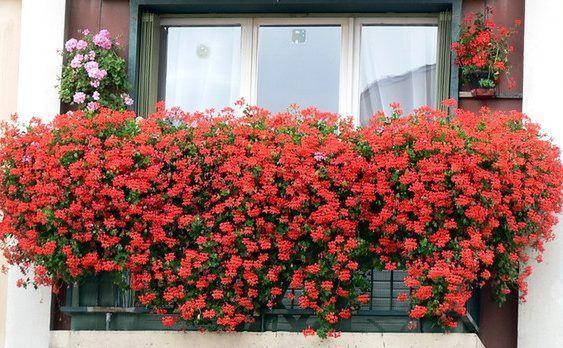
[165,26,241,112]
[359,26,438,125]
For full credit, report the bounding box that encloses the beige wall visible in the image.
[5,0,65,345]
[0,2,21,347]
[50,331,485,348]
[0,251,7,348]
[0,0,21,121]
[519,1,563,347]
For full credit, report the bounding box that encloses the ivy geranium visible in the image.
[0,101,561,337]
[451,8,521,89]
[59,29,133,112]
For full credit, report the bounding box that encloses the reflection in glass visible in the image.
[257,26,341,113]
[165,26,241,111]
[359,26,438,125]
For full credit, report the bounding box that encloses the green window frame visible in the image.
[129,0,462,116]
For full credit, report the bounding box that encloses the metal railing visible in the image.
[60,270,478,333]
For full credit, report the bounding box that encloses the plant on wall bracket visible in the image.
[451,7,521,97]
[59,29,133,112]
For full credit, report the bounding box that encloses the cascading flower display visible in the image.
[59,29,133,112]
[0,102,561,337]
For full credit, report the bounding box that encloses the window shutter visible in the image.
[436,11,452,109]
[138,12,160,118]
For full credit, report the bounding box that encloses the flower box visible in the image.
[470,88,496,98]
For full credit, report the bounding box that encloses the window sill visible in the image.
[459,91,523,99]
[50,331,486,348]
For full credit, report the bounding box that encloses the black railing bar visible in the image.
[262,308,408,316]
[60,306,150,313]
[291,288,295,309]
[389,271,394,311]
[71,283,80,307]
[369,270,374,311]
[96,275,100,307]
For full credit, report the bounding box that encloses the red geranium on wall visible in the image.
[451,7,521,89]
[0,101,561,337]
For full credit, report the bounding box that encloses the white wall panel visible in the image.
[519,1,563,347]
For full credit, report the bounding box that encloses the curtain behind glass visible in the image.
[165,26,241,111]
[359,26,438,125]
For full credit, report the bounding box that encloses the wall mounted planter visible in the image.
[470,88,496,98]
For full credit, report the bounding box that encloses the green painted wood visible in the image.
[465,288,480,332]
[98,273,116,307]
[70,313,107,330]
[78,276,99,307]
[63,270,478,332]
[436,11,452,109]
[449,0,461,99]
[137,12,160,118]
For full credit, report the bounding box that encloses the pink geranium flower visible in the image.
[76,40,88,50]
[65,38,77,52]
[73,92,86,104]
[87,101,99,111]
[70,54,84,68]
[121,93,134,106]
[93,29,112,50]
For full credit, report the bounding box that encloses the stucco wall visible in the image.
[0,2,22,347]
[3,1,66,348]
[50,331,485,348]
[519,0,563,347]
[0,0,21,121]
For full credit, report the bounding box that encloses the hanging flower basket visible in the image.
[451,7,521,97]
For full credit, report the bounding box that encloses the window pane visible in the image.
[359,26,437,125]
[164,26,241,111]
[257,26,341,113]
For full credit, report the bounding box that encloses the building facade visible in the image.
[0,0,561,347]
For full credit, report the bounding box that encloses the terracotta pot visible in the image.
[470,88,496,98]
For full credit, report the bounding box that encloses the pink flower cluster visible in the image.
[72,92,85,104]
[65,38,88,53]
[63,29,132,111]
[121,93,134,106]
[93,29,112,50]
[84,61,107,81]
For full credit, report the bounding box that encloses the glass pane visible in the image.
[257,26,341,113]
[359,26,438,125]
[164,26,241,111]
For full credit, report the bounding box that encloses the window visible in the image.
[164,25,243,111]
[357,21,438,123]
[256,24,342,113]
[154,16,448,125]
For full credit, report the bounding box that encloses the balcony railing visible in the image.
[60,270,479,333]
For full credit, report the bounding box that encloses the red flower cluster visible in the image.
[0,102,561,337]
[451,8,520,88]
